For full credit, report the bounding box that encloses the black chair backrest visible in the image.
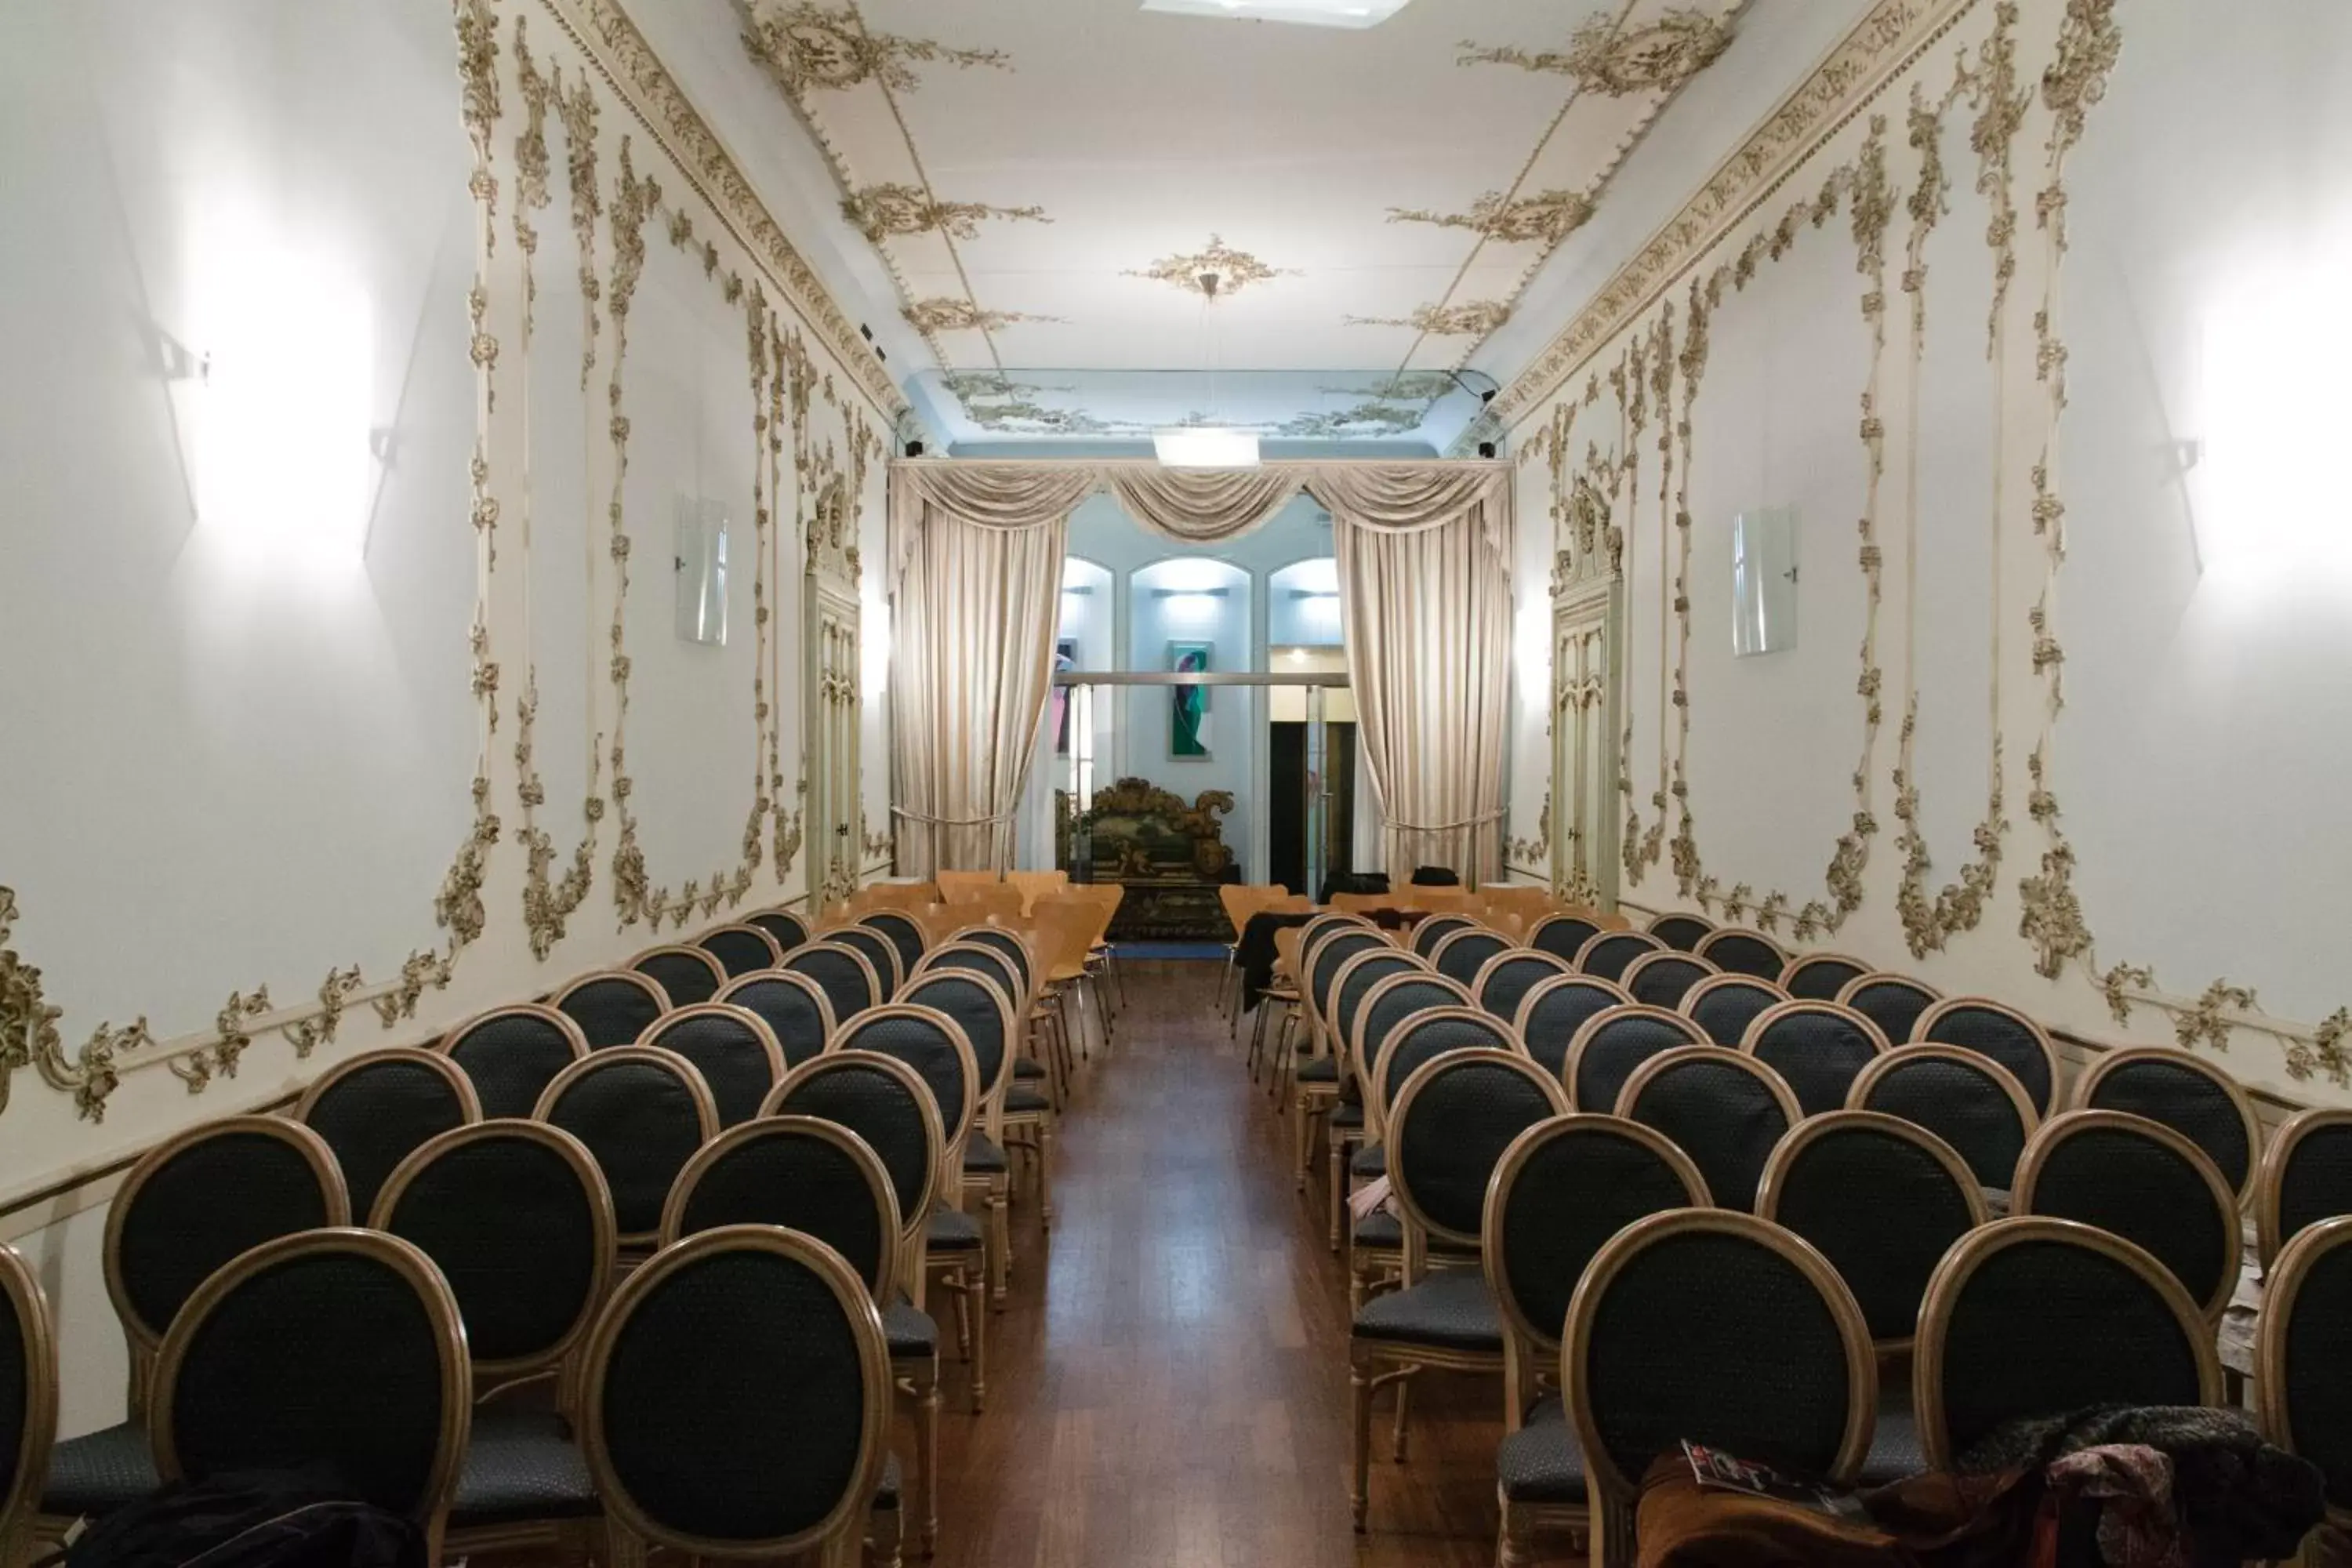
[154,1231,468,1536]
[2256,1216,2352,1519]
[583,1228,887,1559]
[1758,1112,1987,1351]
[1432,929,1512,988]
[1474,952,1570,1024]
[535,1047,718,1246]
[2077,1047,2259,1202]
[1622,951,1718,1011]
[107,1118,349,1385]
[1331,952,1424,1065]
[1410,914,1479,960]
[1561,1005,1707,1113]
[662,1120,901,1301]
[1374,1008,1520,1127]
[695,924,784,978]
[639,1004,786,1129]
[1486,1116,1708,1355]
[631,946,724,1009]
[554,970,670,1050]
[0,1245,56,1544]
[1740,1002,1891,1118]
[1576,929,1662,982]
[1310,931,1389,1019]
[920,942,1028,1020]
[1849,1045,2038,1190]
[1528,913,1605,961]
[1352,974,1472,1072]
[820,927,902,1002]
[900,971,1014,1105]
[953,926,1035,996]
[2261,1109,2352,1271]
[441,1004,590,1118]
[1916,997,2059,1116]
[858,911,929,978]
[373,1122,615,1378]
[1567,1211,1875,1504]
[1915,1217,2218,1469]
[834,1007,978,1179]
[2013,1111,2240,1323]
[294,1049,481,1223]
[747,908,810,953]
[1617,1047,1802,1212]
[1685,974,1791,1048]
[764,1052,941,1247]
[715,971,837,1068]
[783,942,879,1024]
[1781,953,1869,1002]
[1387,1051,1567,1247]
[1835,971,1942,1045]
[1695,927,1787,980]
[1645,912,1715,953]
[1514,975,1633,1076]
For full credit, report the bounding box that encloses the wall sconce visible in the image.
[1150,586,1232,600]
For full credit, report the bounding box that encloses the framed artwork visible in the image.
[1168,640,1210,758]
[1051,637,1077,755]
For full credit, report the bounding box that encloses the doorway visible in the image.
[1269,718,1356,898]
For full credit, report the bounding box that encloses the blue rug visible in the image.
[1113,942,1229,961]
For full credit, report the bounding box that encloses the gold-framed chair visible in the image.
[815,923,906,1003]
[1692,925,1788,981]
[437,1002,591,1117]
[1846,1043,2041,1191]
[2255,1214,2352,1543]
[532,1047,718,1257]
[1291,924,1394,1199]
[715,969,837,1069]
[1558,1004,1708,1112]
[1682,972,1791,1047]
[550,968,671,1050]
[1778,950,1871,1002]
[1617,949,1719,1011]
[628,942,728,1008]
[636,1003,787,1130]
[2258,1107,2352,1270]
[2012,1109,2241,1325]
[1833,970,1943,1044]
[1914,995,2062,1119]
[292,1046,481,1222]
[695,921,788,978]
[783,938,883,1025]
[1614,1046,1802,1212]
[0,1246,57,1568]
[1642,909,1715,952]
[1471,949,1572,1026]
[745,905,811,953]
[1510,972,1633,1079]
[1737,1000,1893,1118]
[2074,1045,2263,1207]
[1571,928,1663,983]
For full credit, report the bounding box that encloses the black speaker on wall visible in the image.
[905,440,925,457]
[1477,441,1497,458]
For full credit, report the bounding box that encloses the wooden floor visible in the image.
[924,958,1501,1567]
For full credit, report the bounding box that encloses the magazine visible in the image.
[1680,1439,1869,1521]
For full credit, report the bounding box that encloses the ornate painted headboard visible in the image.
[1065,778,1237,938]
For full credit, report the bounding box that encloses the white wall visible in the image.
[1502,0,2352,1102]
[0,0,901,1434]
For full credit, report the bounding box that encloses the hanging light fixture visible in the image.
[1156,270,1259,467]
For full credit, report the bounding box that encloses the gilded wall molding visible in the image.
[1349,301,1512,336]
[739,2,1008,96]
[1461,9,1735,97]
[1390,189,1595,249]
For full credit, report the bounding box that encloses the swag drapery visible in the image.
[887,459,1514,883]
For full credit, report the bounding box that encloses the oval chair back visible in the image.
[106,1117,348,1416]
[1848,1045,2039,1191]
[1835,971,1943,1046]
[1758,1112,1987,1352]
[920,942,1028,1018]
[833,1007,979,1195]
[858,911,930,978]
[901,971,1016,1115]
[1645,911,1715,953]
[637,1004,786,1129]
[1566,1211,1875,1541]
[1740,1002,1892,1118]
[2256,1216,2352,1526]
[0,1246,56,1566]
[2075,1047,2260,1205]
[1617,1048,1802,1212]
[1575,929,1662,983]
[1915,997,2060,1118]
[630,945,725,1009]
[553,970,671,1051]
[1914,1217,2219,1470]
[1410,913,1479,961]
[818,925,903,1002]
[2013,1110,2241,1324]
[783,941,880,1025]
[1473,950,1570,1025]
[1328,950,1423,1075]
[948,925,1036,1000]
[1560,1006,1707,1113]
[1387,1051,1567,1256]
[746,907,810,953]
[534,1047,717,1248]
[764,1053,942,1271]
[1513,975,1632,1077]
[581,1227,889,1564]
[1694,927,1787,980]
[1308,930,1390,1025]
[439,1004,590,1119]
[1683,974,1791,1048]
[373,1122,615,1383]
[1621,950,1718,1011]
[1485,1117,1708,1360]
[1370,1008,1522,1138]
[294,1048,481,1224]
[1781,953,1869,1003]
[1528,914,1604,962]
[1351,974,1473,1080]
[661,1120,902,1303]
[695,924,786,979]
[2259,1109,2352,1270]
[152,1230,470,1559]
[1430,928,1512,989]
[715,971,836,1069]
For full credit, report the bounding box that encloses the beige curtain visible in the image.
[888,466,1094,875]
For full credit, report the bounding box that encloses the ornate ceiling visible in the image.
[656,0,1755,448]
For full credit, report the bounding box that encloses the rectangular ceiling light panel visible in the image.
[1140,0,1414,29]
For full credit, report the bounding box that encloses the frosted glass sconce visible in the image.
[1731,506,1798,657]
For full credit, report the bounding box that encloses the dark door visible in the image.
[1270,722,1305,895]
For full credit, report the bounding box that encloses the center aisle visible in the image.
[930,957,1497,1567]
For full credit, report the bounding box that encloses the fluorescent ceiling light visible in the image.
[1141,0,1411,29]
[1154,428,1260,467]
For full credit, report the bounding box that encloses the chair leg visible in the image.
[1349,1357,1374,1532]
[1327,1135,1348,1252]
[988,1182,1010,1309]
[1391,1374,1412,1461]
[965,1269,988,1414]
[1246,1000,1268,1080]
[918,1369,942,1556]
[1036,1117,1056,1227]
[1497,1500,1531,1568]
[1291,1091,1312,1191]
[872,1499,903,1568]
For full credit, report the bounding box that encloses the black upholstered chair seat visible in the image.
[1013,1058,1046,1081]
[1496,1396,1587,1504]
[1352,1142,1385,1178]
[1352,1269,1501,1352]
[963,1134,1009,1175]
[927,1209,984,1250]
[449,1408,598,1527]
[42,1420,158,1519]
[1858,1396,1923,1486]
[884,1298,938,1358]
[1004,1084,1051,1114]
[1352,1210,1475,1257]
[1297,1058,1341,1083]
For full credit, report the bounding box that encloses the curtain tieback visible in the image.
[1385,808,1506,832]
[891,806,1018,826]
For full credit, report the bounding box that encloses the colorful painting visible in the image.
[1169,640,1210,757]
[1051,637,1077,755]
